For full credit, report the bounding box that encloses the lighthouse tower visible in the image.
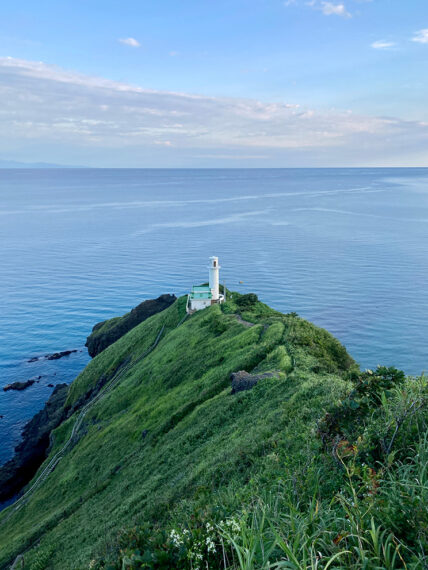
[186,256,225,313]
[208,256,220,301]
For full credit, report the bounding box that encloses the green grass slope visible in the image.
[0,294,425,569]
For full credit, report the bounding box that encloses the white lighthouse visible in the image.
[209,256,220,301]
[186,256,225,313]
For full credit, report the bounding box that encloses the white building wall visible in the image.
[190,298,212,311]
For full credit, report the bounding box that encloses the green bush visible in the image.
[235,293,258,310]
[317,366,422,465]
[28,546,54,570]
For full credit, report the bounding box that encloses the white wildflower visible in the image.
[206,536,216,553]
[226,518,240,533]
[169,529,184,548]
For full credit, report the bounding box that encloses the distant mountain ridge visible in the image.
[0,159,85,168]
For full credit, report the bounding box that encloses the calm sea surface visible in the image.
[1,168,428,464]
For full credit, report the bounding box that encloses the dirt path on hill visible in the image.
[234,314,254,327]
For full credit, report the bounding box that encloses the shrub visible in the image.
[317,365,411,464]
[235,294,258,310]
[29,545,54,570]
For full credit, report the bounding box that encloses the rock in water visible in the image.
[3,379,36,392]
[85,294,177,357]
[45,349,78,360]
[0,384,68,503]
[27,351,77,362]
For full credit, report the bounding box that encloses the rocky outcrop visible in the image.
[231,370,278,394]
[27,350,78,362]
[46,349,78,360]
[85,294,176,357]
[0,384,68,503]
[3,379,36,392]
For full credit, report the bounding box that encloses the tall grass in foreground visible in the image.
[115,435,427,569]
[111,371,427,570]
[219,435,427,569]
[215,374,428,570]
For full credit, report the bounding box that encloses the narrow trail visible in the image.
[234,314,255,328]
[1,312,188,526]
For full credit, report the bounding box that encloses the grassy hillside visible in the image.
[0,294,426,569]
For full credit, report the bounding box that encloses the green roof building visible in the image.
[186,257,225,313]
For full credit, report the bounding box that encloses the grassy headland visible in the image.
[0,293,426,569]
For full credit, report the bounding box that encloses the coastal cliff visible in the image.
[0,294,177,505]
[85,294,176,357]
[0,384,68,503]
[0,294,426,569]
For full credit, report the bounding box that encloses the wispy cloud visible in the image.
[412,29,428,44]
[118,37,141,48]
[0,57,427,166]
[299,1,352,18]
[371,40,396,49]
[321,2,351,18]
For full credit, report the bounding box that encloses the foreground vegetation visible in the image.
[0,293,426,569]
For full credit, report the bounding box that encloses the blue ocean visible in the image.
[1,168,427,464]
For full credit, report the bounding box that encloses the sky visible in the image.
[1,0,428,167]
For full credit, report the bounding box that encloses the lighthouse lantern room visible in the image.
[186,256,225,313]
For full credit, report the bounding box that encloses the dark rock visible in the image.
[85,294,177,358]
[47,383,54,388]
[45,349,78,360]
[3,379,36,392]
[0,384,68,503]
[231,370,277,394]
[0,415,3,419]
[27,356,39,363]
